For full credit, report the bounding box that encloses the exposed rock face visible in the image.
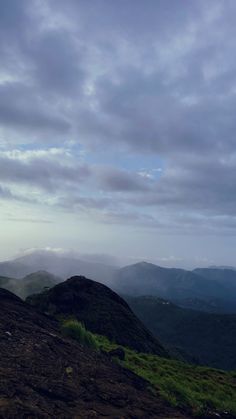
[27,275,168,356]
[0,288,188,418]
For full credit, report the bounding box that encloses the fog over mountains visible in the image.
[1,249,236,312]
[0,250,116,284]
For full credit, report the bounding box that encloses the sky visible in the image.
[1,0,236,268]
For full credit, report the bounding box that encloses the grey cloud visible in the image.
[58,196,111,211]
[0,82,70,134]
[96,167,150,192]
[1,0,236,237]
[28,29,85,95]
[0,154,90,192]
[126,157,236,215]
[0,185,14,199]
[0,153,149,198]
[0,184,37,204]
[51,0,202,44]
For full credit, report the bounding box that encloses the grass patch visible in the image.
[60,320,236,416]
[61,319,98,350]
[94,333,236,416]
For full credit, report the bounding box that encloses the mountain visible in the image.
[0,288,186,418]
[113,262,233,301]
[174,296,236,313]
[3,254,236,310]
[194,267,236,291]
[0,271,61,299]
[16,271,62,299]
[0,275,18,294]
[1,250,117,285]
[0,260,30,278]
[27,276,168,356]
[126,295,236,370]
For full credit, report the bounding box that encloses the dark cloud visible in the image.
[96,167,150,192]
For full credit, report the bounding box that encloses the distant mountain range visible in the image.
[1,251,236,312]
[113,262,236,305]
[0,250,116,287]
[126,295,236,370]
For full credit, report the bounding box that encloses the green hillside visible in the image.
[125,296,236,370]
[62,320,236,417]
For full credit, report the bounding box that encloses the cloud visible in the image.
[5,217,53,224]
[96,167,151,192]
[0,183,37,204]
[0,148,90,192]
[0,82,70,137]
[1,0,236,242]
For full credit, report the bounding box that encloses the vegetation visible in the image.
[61,319,98,350]
[126,295,236,370]
[93,333,236,416]
[60,319,236,415]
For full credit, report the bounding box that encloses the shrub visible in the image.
[61,319,98,350]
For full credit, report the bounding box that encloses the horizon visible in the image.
[1,247,235,271]
[1,1,236,267]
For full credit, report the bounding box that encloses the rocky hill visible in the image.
[0,287,188,418]
[27,276,168,356]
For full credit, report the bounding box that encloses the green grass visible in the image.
[94,334,236,416]
[61,319,98,350]
[61,320,236,416]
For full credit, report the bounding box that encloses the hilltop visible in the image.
[27,276,167,356]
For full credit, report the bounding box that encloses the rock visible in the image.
[108,347,125,360]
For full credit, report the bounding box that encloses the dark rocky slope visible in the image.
[0,288,188,418]
[27,276,168,356]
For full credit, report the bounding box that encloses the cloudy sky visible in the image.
[1,0,236,267]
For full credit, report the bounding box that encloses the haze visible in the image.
[1,0,236,268]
